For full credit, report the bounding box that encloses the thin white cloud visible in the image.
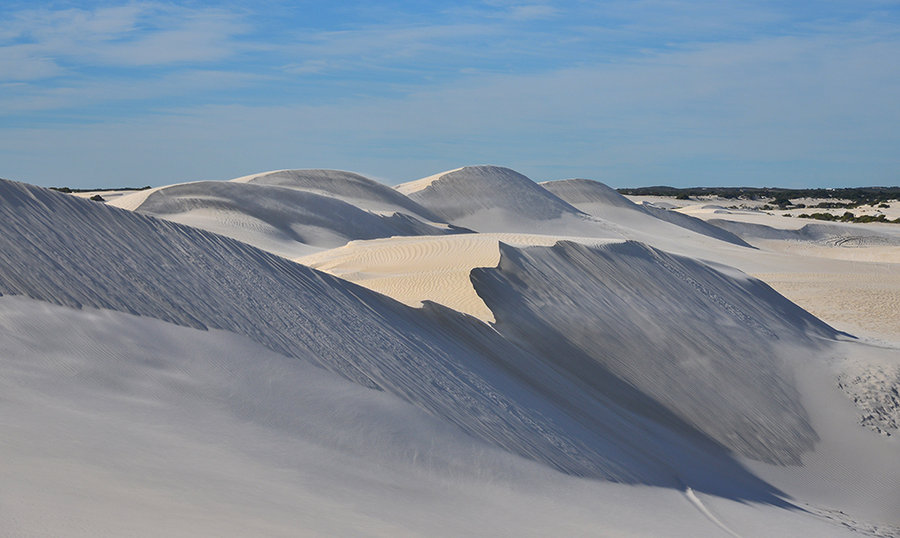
[506,4,560,21]
[0,70,265,114]
[281,60,332,75]
[2,1,898,188]
[445,1,560,22]
[8,5,144,42]
[286,22,501,65]
[0,3,249,82]
[53,25,900,185]
[5,19,898,188]
[0,44,62,81]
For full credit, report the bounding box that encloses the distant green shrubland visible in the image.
[50,185,151,193]
[796,212,900,224]
[617,186,900,206]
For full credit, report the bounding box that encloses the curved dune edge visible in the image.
[4,176,900,534]
[107,185,167,211]
[299,233,619,322]
[395,166,464,195]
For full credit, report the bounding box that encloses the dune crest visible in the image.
[234,168,442,221]
[396,165,584,224]
[2,172,898,535]
[110,174,465,257]
[542,178,752,247]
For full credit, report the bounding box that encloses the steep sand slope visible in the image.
[300,233,613,322]
[233,168,442,221]
[2,296,866,537]
[395,166,622,237]
[3,178,899,532]
[110,180,463,258]
[0,179,834,493]
[474,241,834,464]
[397,165,581,222]
[542,178,750,247]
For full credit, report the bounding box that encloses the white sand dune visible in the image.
[474,240,834,464]
[395,166,620,236]
[299,176,756,323]
[233,168,443,222]
[2,176,899,535]
[110,179,464,258]
[542,178,752,247]
[539,177,638,209]
[300,233,615,322]
[1,296,865,537]
[656,205,900,342]
[392,168,761,266]
[394,166,464,196]
[709,218,900,247]
[3,178,824,485]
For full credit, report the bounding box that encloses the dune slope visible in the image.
[0,178,822,496]
[396,166,588,226]
[710,218,900,247]
[474,241,837,465]
[113,180,462,257]
[3,296,868,537]
[233,168,443,221]
[3,177,899,533]
[542,178,751,247]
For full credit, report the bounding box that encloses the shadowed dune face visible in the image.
[127,180,464,256]
[543,178,753,248]
[235,169,444,222]
[541,178,639,210]
[0,178,820,505]
[473,241,837,465]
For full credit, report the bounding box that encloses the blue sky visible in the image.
[1,1,898,188]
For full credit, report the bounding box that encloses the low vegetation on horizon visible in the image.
[619,185,900,223]
[617,186,900,206]
[49,185,152,193]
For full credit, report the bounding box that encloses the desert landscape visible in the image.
[2,166,898,536]
[3,1,899,534]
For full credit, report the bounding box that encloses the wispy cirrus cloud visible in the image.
[470,1,560,21]
[1,1,898,188]
[506,4,559,21]
[1,69,265,119]
[0,3,249,81]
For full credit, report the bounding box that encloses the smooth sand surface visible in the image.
[25,170,897,535]
[667,200,900,343]
[300,233,615,322]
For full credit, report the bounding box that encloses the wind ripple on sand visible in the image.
[298,233,617,322]
[754,272,900,342]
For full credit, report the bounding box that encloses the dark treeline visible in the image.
[617,186,900,205]
[49,186,152,193]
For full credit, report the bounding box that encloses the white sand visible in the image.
[232,168,443,221]
[106,185,166,210]
[656,198,900,343]
[109,175,463,258]
[753,272,900,342]
[2,296,865,537]
[395,166,464,195]
[300,233,615,322]
[14,169,898,535]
